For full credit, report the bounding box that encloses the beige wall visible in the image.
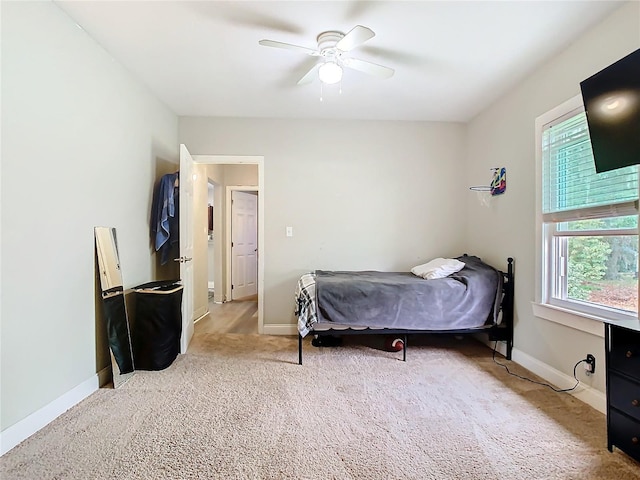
[223,164,259,187]
[207,165,225,303]
[1,2,178,432]
[179,118,467,327]
[465,1,640,395]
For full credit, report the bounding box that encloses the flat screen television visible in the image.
[579,48,640,173]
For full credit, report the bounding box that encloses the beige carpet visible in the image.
[1,334,638,479]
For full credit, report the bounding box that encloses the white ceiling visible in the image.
[55,1,622,122]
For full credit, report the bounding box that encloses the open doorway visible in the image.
[199,185,259,335]
[192,155,263,336]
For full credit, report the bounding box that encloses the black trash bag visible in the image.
[133,281,183,371]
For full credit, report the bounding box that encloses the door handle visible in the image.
[173,256,193,263]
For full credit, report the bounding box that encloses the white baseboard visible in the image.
[193,306,208,322]
[478,337,605,414]
[262,323,298,336]
[512,347,606,413]
[0,373,99,456]
[208,281,214,290]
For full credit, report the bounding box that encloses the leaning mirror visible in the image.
[95,227,134,388]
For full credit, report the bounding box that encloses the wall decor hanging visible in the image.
[469,167,506,207]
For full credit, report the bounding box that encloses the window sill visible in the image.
[531,302,607,338]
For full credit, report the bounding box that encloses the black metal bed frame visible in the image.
[298,257,514,365]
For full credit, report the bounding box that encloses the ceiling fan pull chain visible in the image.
[319,82,324,102]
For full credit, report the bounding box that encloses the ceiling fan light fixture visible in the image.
[318,61,342,84]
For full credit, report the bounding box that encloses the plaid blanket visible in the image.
[294,273,317,337]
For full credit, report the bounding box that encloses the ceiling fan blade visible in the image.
[297,63,320,85]
[336,25,375,52]
[259,39,319,56]
[343,57,395,78]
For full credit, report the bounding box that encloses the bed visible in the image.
[295,254,514,364]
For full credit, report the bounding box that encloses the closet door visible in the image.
[231,190,258,300]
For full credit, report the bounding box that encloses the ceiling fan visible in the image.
[259,25,395,85]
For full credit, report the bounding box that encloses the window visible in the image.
[539,97,638,321]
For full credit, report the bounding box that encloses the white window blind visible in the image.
[541,107,638,223]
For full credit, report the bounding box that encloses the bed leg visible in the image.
[506,339,513,361]
[298,334,303,365]
[403,335,407,362]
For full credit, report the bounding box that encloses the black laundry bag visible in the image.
[133,280,183,370]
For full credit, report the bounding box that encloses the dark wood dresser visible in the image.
[605,320,640,462]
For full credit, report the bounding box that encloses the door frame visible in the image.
[192,154,264,334]
[227,186,259,302]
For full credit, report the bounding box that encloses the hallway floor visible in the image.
[194,294,258,335]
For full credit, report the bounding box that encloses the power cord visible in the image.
[492,341,585,393]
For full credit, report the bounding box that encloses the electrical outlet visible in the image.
[584,354,596,375]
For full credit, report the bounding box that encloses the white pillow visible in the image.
[411,258,465,280]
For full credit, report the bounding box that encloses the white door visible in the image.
[231,190,258,299]
[178,144,195,353]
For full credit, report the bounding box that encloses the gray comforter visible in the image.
[315,255,502,331]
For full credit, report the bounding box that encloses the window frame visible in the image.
[535,95,639,331]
